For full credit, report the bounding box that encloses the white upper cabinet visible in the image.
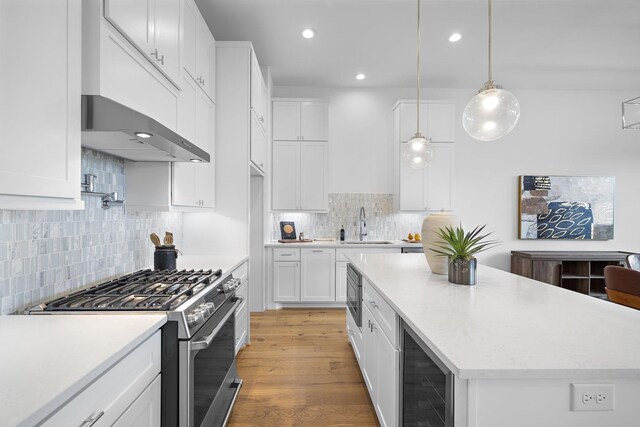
[398,101,455,142]
[272,100,328,141]
[394,101,456,212]
[272,141,328,212]
[182,0,215,102]
[250,55,267,125]
[172,80,215,208]
[250,110,268,174]
[104,0,180,85]
[249,54,268,174]
[399,144,455,211]
[0,0,82,210]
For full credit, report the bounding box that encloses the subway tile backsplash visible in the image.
[271,193,427,241]
[0,149,183,315]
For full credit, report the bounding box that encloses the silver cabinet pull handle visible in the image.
[158,54,164,65]
[369,300,378,308]
[312,250,323,253]
[280,253,292,256]
[80,411,104,427]
[259,116,264,123]
[150,49,158,58]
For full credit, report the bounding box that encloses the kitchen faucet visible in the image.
[359,206,367,241]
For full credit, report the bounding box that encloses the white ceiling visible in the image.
[196,0,640,91]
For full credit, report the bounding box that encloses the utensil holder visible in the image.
[154,245,178,270]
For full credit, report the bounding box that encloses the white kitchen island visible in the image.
[346,253,640,427]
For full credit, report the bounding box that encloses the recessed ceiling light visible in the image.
[449,33,462,43]
[356,74,366,80]
[301,28,316,39]
[134,132,153,138]
[190,159,203,163]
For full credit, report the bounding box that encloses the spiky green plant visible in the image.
[429,224,500,261]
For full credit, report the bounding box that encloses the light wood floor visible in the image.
[227,309,379,426]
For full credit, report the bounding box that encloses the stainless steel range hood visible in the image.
[81,95,210,162]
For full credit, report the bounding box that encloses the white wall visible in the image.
[274,85,640,271]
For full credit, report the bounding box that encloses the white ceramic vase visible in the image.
[422,212,461,275]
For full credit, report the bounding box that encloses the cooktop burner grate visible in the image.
[43,268,222,311]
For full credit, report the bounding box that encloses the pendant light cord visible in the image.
[416,0,421,134]
[488,0,492,85]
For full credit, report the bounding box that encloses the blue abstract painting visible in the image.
[519,176,614,240]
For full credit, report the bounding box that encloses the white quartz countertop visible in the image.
[347,253,640,380]
[265,239,422,248]
[0,314,166,427]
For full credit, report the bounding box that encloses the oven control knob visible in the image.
[202,302,215,315]
[187,311,205,328]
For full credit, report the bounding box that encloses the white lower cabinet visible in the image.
[273,249,338,303]
[361,305,399,427]
[43,331,161,426]
[336,262,348,302]
[346,308,363,363]
[301,249,336,302]
[273,261,300,302]
[112,375,161,427]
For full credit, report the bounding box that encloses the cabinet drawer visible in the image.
[363,280,398,348]
[274,248,300,261]
[43,331,161,426]
[346,307,363,363]
[232,261,249,283]
[235,301,248,354]
[336,247,400,262]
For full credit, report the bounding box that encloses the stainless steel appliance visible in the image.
[401,246,424,253]
[346,263,362,328]
[400,320,454,427]
[29,268,243,427]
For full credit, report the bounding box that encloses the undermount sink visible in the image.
[341,240,394,245]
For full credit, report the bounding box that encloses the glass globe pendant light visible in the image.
[462,0,520,141]
[402,0,434,169]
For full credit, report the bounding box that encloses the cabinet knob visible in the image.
[369,299,378,309]
[259,116,264,123]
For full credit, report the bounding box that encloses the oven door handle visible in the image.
[191,297,243,351]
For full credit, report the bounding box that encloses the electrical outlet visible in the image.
[571,384,615,411]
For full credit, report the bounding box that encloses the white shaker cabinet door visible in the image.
[300,249,335,302]
[112,375,161,427]
[272,142,300,210]
[299,142,328,211]
[426,103,455,142]
[273,261,300,302]
[272,102,301,141]
[300,101,328,141]
[194,91,215,207]
[104,0,153,58]
[250,111,268,173]
[361,306,377,397]
[376,331,399,427]
[336,262,348,303]
[0,0,81,202]
[153,0,181,83]
[399,159,425,211]
[425,144,455,211]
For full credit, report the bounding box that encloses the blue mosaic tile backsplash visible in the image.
[0,149,183,314]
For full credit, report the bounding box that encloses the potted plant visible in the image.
[429,224,500,285]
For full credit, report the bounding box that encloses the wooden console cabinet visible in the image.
[511,251,628,299]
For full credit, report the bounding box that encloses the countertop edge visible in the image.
[18,315,167,427]
[265,240,423,248]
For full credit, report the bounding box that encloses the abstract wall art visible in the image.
[518,176,615,240]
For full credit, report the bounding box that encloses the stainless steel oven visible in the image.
[346,263,362,328]
[180,295,243,427]
[29,268,244,427]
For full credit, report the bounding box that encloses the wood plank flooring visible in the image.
[227,309,379,426]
